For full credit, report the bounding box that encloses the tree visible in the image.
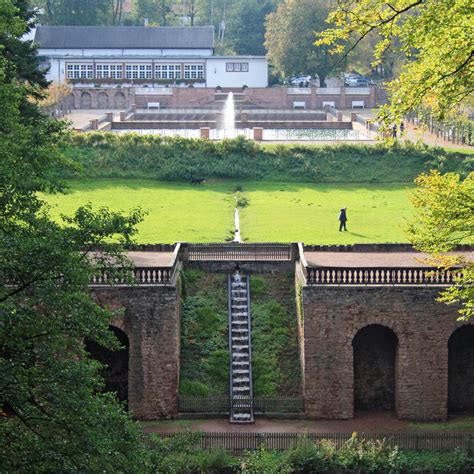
[407,171,474,321]
[42,0,112,25]
[225,0,278,56]
[134,0,176,25]
[0,1,148,470]
[265,0,345,86]
[317,0,474,124]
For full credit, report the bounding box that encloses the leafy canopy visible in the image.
[317,0,474,123]
[265,0,345,86]
[0,1,149,471]
[408,171,474,321]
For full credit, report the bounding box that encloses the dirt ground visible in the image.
[142,411,474,434]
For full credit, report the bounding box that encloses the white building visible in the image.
[35,25,268,89]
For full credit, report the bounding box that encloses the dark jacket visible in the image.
[339,209,347,222]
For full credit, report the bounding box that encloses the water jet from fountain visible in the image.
[222,92,236,139]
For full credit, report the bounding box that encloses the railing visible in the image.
[90,243,181,286]
[178,397,304,414]
[305,266,461,286]
[144,432,474,454]
[188,243,292,261]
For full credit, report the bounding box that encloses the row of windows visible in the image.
[226,62,249,72]
[66,63,205,80]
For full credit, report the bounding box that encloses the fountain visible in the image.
[222,92,236,138]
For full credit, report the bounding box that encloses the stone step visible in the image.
[232,353,249,359]
[233,387,250,393]
[233,413,252,421]
[233,345,249,350]
[233,377,250,384]
[233,361,250,367]
[233,369,250,375]
[232,337,249,343]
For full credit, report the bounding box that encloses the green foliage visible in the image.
[250,274,302,397]
[0,2,147,471]
[234,191,250,208]
[391,447,472,472]
[408,171,474,320]
[179,271,229,396]
[63,133,472,183]
[317,0,474,125]
[241,446,292,474]
[265,0,346,85]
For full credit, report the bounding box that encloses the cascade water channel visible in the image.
[228,270,254,423]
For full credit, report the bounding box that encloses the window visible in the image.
[96,64,123,79]
[66,63,93,79]
[155,64,182,79]
[125,64,152,79]
[226,62,249,73]
[184,64,204,79]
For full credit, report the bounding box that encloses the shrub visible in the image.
[63,134,472,183]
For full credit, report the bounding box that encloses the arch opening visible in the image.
[86,326,129,406]
[353,324,398,411]
[448,325,474,413]
[80,91,92,109]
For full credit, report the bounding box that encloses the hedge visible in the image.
[63,133,473,183]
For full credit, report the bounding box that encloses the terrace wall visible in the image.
[90,285,181,419]
[301,285,470,421]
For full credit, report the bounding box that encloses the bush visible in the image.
[63,134,472,183]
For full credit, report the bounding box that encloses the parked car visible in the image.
[289,75,311,87]
[345,76,374,87]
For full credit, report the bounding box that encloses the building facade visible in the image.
[35,25,268,89]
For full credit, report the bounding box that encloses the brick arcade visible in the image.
[88,243,473,421]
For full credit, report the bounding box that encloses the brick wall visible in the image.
[91,285,181,420]
[301,286,471,421]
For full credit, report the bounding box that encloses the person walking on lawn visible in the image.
[339,208,348,231]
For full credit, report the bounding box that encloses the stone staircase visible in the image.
[228,271,254,423]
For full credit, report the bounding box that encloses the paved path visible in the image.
[126,251,175,267]
[304,251,472,268]
[142,411,473,434]
[65,109,123,129]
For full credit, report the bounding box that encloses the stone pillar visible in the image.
[253,127,263,141]
[350,112,358,122]
[337,111,343,122]
[241,112,248,123]
[89,119,98,130]
[105,112,114,123]
[200,127,210,139]
[340,86,347,108]
[131,104,137,113]
[119,111,126,121]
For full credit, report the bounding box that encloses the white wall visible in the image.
[206,58,268,88]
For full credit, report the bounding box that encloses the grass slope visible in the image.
[240,182,414,243]
[43,179,235,243]
[43,179,413,243]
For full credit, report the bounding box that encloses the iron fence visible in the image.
[178,397,304,414]
[144,431,474,455]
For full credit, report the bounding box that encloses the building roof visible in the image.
[34,25,214,50]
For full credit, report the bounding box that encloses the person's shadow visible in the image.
[346,232,370,239]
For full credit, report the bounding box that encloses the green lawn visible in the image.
[43,179,414,243]
[240,182,413,243]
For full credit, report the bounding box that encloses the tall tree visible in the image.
[407,171,474,321]
[265,0,345,86]
[134,0,176,25]
[42,0,111,25]
[317,0,474,125]
[225,0,278,55]
[0,1,148,470]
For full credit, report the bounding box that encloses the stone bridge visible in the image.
[89,242,473,421]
